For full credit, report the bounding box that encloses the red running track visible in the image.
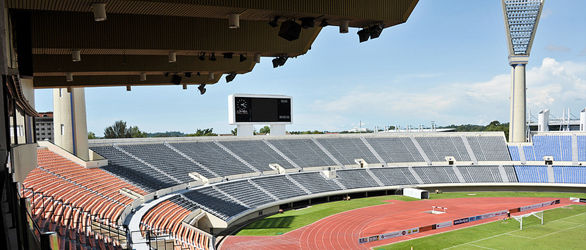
[221,197,576,250]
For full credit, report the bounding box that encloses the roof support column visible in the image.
[53,87,88,160]
[509,62,527,143]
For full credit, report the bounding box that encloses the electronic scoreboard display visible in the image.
[229,94,292,124]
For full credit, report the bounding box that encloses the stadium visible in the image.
[1,1,585,250]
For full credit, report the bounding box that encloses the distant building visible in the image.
[35,112,54,142]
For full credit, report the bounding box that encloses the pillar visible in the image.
[537,109,549,132]
[580,108,586,132]
[53,88,89,160]
[508,59,528,143]
[236,124,254,137]
[269,124,286,136]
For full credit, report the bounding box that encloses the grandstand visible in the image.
[9,129,585,249]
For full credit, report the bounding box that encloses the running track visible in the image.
[221,197,576,249]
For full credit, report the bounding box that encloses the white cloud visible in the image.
[545,44,571,53]
[304,58,586,129]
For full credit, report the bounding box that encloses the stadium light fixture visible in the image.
[226,72,237,83]
[91,3,107,21]
[269,16,280,28]
[198,52,206,61]
[272,56,288,68]
[357,28,370,43]
[139,72,147,81]
[171,74,182,85]
[254,53,261,63]
[126,85,131,91]
[209,53,216,61]
[198,84,206,95]
[339,20,349,33]
[502,0,544,143]
[228,13,240,29]
[72,50,81,62]
[208,72,215,81]
[182,84,187,90]
[239,54,247,62]
[369,24,384,39]
[279,19,302,41]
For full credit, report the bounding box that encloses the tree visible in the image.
[187,128,217,137]
[88,132,97,139]
[231,128,237,135]
[259,126,270,134]
[104,120,147,138]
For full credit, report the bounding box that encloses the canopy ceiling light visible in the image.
[139,72,147,81]
[198,52,206,61]
[239,54,247,62]
[168,51,177,63]
[208,72,215,80]
[65,72,73,82]
[228,13,240,29]
[91,3,107,21]
[72,50,81,62]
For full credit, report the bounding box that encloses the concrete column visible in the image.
[236,124,254,137]
[269,124,286,136]
[53,88,89,160]
[537,109,549,132]
[509,64,527,143]
[580,108,586,131]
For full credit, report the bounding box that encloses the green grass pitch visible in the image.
[234,192,585,237]
[376,204,586,250]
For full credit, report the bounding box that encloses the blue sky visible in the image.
[34,0,586,135]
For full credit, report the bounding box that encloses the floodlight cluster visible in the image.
[504,0,542,55]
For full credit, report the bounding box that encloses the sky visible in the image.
[34,0,586,136]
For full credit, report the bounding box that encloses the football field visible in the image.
[376,204,586,250]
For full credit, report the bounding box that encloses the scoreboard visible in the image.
[228,94,292,124]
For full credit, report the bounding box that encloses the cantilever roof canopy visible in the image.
[6,0,418,88]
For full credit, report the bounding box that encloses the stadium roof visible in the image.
[6,0,418,88]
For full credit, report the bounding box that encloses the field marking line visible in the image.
[466,243,497,250]
[443,210,586,250]
[532,224,586,240]
[504,233,533,239]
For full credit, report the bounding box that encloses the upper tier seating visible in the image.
[267,139,336,167]
[365,137,425,163]
[532,135,572,161]
[514,166,549,183]
[91,146,178,192]
[413,166,460,184]
[523,146,536,161]
[578,136,586,161]
[316,138,379,165]
[218,140,294,171]
[415,137,471,162]
[335,169,380,189]
[508,146,520,161]
[169,142,255,177]
[466,136,511,161]
[119,143,215,182]
[369,167,419,185]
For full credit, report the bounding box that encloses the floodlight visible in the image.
[228,13,240,29]
[198,84,206,95]
[502,0,544,143]
[198,52,206,61]
[226,73,237,83]
[299,17,315,29]
[209,53,216,61]
[223,52,234,59]
[91,3,107,21]
[279,20,302,41]
[357,29,370,43]
[171,74,182,85]
[239,54,247,62]
[269,16,280,28]
[126,85,131,91]
[272,56,288,68]
[339,20,349,33]
[182,84,187,90]
[369,24,383,39]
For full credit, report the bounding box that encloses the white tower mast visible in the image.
[502,0,544,142]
